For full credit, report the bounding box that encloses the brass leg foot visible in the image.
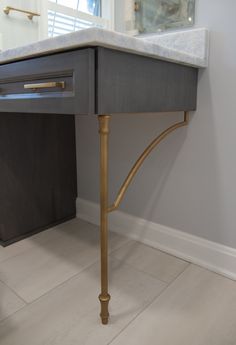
[99,293,111,324]
[98,115,111,325]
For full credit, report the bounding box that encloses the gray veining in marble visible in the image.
[0,27,209,67]
[141,27,209,65]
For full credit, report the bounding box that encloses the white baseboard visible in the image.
[77,198,236,281]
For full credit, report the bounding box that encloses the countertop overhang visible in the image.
[0,27,209,68]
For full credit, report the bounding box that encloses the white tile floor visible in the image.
[0,218,235,344]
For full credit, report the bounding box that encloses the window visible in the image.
[47,0,113,38]
[50,0,101,16]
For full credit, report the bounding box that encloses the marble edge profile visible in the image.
[0,28,208,68]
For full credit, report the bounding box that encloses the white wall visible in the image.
[0,0,44,50]
[76,0,236,248]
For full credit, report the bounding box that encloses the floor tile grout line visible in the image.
[0,257,100,325]
[106,263,192,345]
[109,236,191,264]
[108,239,133,255]
[0,225,130,266]
[0,253,189,326]
[0,240,126,325]
[0,238,131,306]
[0,303,26,324]
[0,278,27,305]
[0,228,134,324]
[109,256,171,284]
[24,236,133,306]
[0,246,36,265]
[0,218,191,329]
[0,241,189,324]
[0,228,66,265]
[0,242,152,325]
[110,254,190,284]
[0,218,91,265]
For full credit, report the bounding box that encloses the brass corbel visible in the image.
[108,111,189,213]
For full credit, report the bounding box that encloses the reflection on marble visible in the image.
[135,0,195,33]
[0,27,208,68]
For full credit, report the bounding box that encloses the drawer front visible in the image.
[0,48,95,115]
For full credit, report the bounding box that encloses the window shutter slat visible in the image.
[48,0,104,37]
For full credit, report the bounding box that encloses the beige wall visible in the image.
[76,0,236,248]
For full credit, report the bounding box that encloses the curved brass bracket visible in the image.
[107,111,189,213]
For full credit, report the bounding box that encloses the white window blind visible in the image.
[48,0,111,37]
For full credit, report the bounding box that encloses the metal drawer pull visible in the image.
[24,81,65,90]
[4,6,40,20]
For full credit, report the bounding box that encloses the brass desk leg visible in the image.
[98,115,111,325]
[97,111,189,324]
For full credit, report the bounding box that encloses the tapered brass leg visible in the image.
[98,115,111,325]
[97,111,189,324]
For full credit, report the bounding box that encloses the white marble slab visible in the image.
[0,27,209,67]
[141,28,209,67]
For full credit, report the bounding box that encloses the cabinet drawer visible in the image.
[0,48,95,115]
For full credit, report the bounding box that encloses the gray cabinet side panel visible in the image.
[96,48,198,114]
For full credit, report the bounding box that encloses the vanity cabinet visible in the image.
[0,27,201,322]
[0,47,198,115]
[0,46,198,245]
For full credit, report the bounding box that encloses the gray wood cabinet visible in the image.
[0,47,198,115]
[0,46,198,245]
[0,113,77,245]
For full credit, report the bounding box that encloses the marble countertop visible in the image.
[0,27,209,68]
